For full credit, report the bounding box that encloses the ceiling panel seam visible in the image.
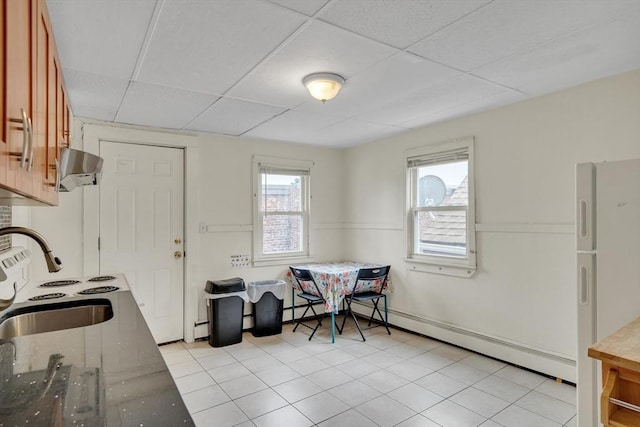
[113,80,137,124]
[113,0,164,122]
[404,0,496,53]
[219,20,313,95]
[130,0,165,82]
[469,9,640,77]
[237,108,291,137]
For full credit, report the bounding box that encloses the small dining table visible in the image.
[286,261,384,343]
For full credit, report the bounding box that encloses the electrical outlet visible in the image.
[231,254,250,269]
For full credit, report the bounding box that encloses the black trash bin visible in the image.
[248,280,286,337]
[205,277,247,347]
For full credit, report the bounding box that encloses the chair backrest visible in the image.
[289,267,322,297]
[353,265,391,294]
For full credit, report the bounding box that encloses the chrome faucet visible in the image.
[0,227,62,273]
[0,227,62,312]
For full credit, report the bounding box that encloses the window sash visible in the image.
[260,170,306,213]
[412,208,468,258]
[261,212,304,255]
[407,148,468,168]
[258,174,308,257]
[406,137,476,271]
[410,168,470,259]
[259,166,310,176]
[261,210,303,215]
[253,156,312,262]
[413,205,467,212]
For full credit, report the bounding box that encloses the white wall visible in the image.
[27,117,85,280]
[28,121,346,342]
[193,133,347,330]
[25,70,639,380]
[342,70,640,381]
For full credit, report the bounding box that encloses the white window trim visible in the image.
[252,155,314,266]
[405,137,477,276]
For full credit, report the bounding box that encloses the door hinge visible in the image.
[98,237,100,251]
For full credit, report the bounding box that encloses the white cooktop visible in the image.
[16,273,130,303]
[0,246,130,304]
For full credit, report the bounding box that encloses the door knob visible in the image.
[174,251,182,259]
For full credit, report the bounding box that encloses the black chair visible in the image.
[289,267,329,341]
[339,265,391,341]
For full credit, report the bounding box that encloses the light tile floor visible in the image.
[160,321,576,427]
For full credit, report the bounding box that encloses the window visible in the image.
[406,137,476,273]
[253,156,312,264]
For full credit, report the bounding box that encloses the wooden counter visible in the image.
[589,317,640,427]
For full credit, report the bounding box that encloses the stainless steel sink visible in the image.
[0,299,113,339]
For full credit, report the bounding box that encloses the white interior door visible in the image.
[99,141,185,343]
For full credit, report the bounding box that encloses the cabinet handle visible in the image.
[26,115,34,172]
[8,108,30,168]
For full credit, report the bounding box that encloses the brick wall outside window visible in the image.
[262,181,302,254]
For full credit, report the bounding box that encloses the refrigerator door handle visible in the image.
[579,260,592,305]
[576,163,595,251]
[579,199,590,241]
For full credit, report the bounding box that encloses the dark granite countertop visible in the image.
[0,291,193,426]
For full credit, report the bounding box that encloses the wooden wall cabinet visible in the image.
[1,0,70,206]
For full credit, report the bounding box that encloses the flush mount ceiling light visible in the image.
[303,73,345,103]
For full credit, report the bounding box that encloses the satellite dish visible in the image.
[419,175,446,206]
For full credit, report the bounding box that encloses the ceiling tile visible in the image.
[318,0,491,49]
[473,14,640,96]
[266,0,330,16]
[115,82,218,130]
[136,0,305,94]
[245,110,344,143]
[409,0,640,72]
[48,0,640,146]
[306,118,406,147]
[358,74,510,126]
[400,90,528,129]
[295,52,461,119]
[62,68,129,121]
[186,98,286,136]
[228,21,396,108]
[47,0,156,79]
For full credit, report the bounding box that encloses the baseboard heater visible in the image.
[366,302,575,368]
[194,301,574,372]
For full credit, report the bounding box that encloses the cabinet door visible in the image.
[47,54,59,197]
[1,0,64,205]
[32,0,47,202]
[57,62,70,148]
[33,0,58,205]
[4,0,36,196]
[62,86,70,146]
[0,2,6,185]
[31,0,59,204]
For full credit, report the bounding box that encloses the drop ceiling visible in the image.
[46,0,640,147]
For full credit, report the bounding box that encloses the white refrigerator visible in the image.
[576,158,640,426]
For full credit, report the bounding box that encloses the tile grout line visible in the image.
[163,326,575,427]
